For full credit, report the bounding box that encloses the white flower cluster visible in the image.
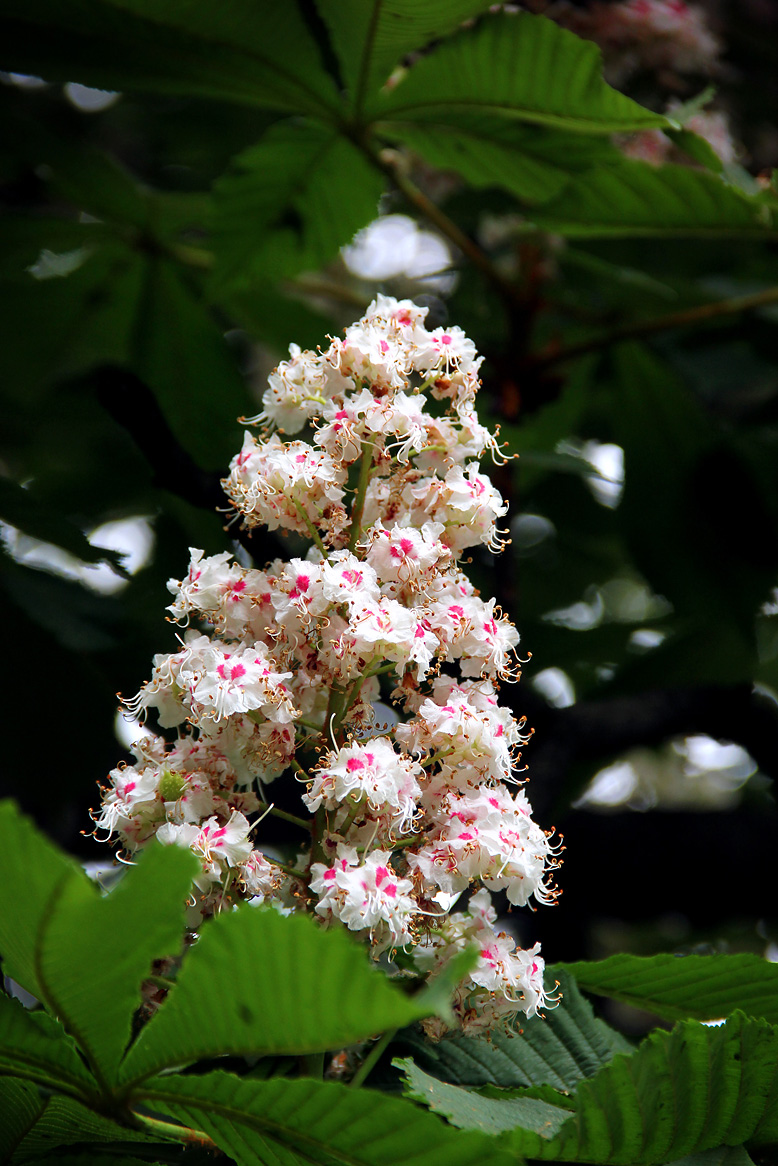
[92,296,560,1037]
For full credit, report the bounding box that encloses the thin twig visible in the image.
[363,145,522,311]
[534,284,778,369]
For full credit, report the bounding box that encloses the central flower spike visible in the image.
[92,295,560,1037]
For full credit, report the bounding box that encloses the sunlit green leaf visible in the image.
[382,119,619,204]
[38,842,197,1086]
[0,802,88,1001]
[119,906,471,1086]
[529,159,776,237]
[562,953,778,1025]
[396,1057,571,1135]
[492,1013,778,1162]
[315,0,493,113]
[138,1069,515,1166]
[377,12,670,132]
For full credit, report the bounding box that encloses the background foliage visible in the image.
[2,1,778,1162]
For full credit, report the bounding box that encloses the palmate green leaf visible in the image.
[119,905,474,1087]
[139,1069,515,1166]
[529,158,776,237]
[0,802,88,1000]
[211,121,384,291]
[0,994,98,1100]
[396,1057,571,1137]
[37,843,197,1088]
[563,954,778,1026]
[394,970,631,1090]
[376,11,670,132]
[314,0,493,114]
[132,258,252,470]
[382,119,619,204]
[1,0,340,117]
[491,1013,778,1163]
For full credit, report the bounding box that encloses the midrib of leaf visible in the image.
[0,1058,93,1102]
[373,96,648,131]
[139,1087,381,1166]
[31,875,112,1099]
[99,1,341,118]
[354,0,384,119]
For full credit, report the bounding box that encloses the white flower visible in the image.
[303,737,422,832]
[311,846,417,951]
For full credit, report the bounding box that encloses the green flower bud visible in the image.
[159,770,187,802]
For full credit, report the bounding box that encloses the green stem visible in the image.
[349,1028,398,1089]
[292,499,328,556]
[131,1111,218,1149]
[297,717,326,735]
[348,439,375,553]
[289,757,312,783]
[366,662,400,678]
[534,284,778,369]
[274,859,309,881]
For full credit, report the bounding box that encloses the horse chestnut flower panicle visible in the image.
[91,295,561,1036]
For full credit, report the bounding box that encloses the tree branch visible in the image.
[533,285,778,369]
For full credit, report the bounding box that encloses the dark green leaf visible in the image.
[382,119,620,204]
[9,1095,166,1164]
[529,159,776,237]
[395,970,631,1090]
[0,237,144,402]
[492,1013,778,1162]
[132,259,252,470]
[1,0,341,116]
[212,121,384,290]
[562,953,778,1026]
[315,0,493,113]
[377,12,670,132]
[0,1078,45,1162]
[119,906,472,1086]
[139,1069,515,1166]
